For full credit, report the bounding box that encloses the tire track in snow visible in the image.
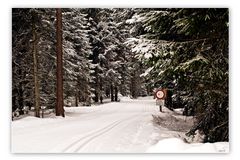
[62,114,140,153]
[74,114,143,153]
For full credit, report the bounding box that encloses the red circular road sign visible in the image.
[155,89,166,100]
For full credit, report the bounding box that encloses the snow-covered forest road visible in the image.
[12,97,161,153]
[11,8,229,153]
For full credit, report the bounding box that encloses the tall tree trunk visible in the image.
[114,86,118,102]
[86,89,91,106]
[131,70,138,99]
[79,90,82,102]
[130,77,135,98]
[93,69,99,103]
[94,90,99,102]
[110,84,114,102]
[106,87,110,97]
[18,81,24,115]
[100,93,103,103]
[32,13,40,118]
[16,68,24,115]
[75,91,78,107]
[56,8,65,117]
[86,79,91,106]
[99,78,103,104]
[83,87,86,104]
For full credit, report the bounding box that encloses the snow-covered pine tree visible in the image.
[127,8,229,142]
[124,8,153,98]
[12,8,34,116]
[12,8,50,117]
[110,8,135,97]
[98,9,122,102]
[62,9,92,106]
[83,8,139,102]
[37,9,57,110]
[83,9,103,103]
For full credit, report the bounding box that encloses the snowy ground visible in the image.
[11,96,229,153]
[147,138,229,153]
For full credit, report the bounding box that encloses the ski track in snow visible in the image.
[12,97,160,153]
[63,114,140,153]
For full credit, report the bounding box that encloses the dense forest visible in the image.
[12,8,228,143]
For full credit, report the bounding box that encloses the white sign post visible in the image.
[155,89,166,112]
[156,99,164,106]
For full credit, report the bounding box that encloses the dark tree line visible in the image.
[12,8,147,117]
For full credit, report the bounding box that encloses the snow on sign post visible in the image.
[155,89,167,112]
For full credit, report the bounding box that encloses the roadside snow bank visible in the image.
[146,138,229,153]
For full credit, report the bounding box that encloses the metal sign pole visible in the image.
[159,104,162,112]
